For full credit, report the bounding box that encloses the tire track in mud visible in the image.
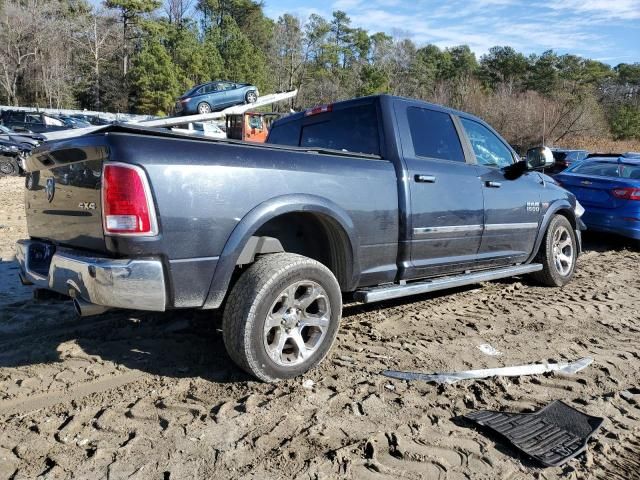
[0,372,144,417]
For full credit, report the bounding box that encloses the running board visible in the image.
[354,264,543,303]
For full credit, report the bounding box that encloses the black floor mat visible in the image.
[465,400,604,467]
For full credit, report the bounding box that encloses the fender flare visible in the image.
[526,199,576,263]
[203,194,360,309]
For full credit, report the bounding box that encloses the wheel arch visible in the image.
[527,199,576,263]
[196,101,211,112]
[203,194,360,309]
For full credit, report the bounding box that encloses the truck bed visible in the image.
[22,124,400,307]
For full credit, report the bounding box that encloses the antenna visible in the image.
[542,105,546,146]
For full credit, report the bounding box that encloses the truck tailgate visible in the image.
[24,144,107,252]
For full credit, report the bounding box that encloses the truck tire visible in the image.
[223,252,342,382]
[530,215,577,287]
[0,157,19,177]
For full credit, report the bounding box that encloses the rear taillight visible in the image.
[611,187,640,201]
[102,163,158,235]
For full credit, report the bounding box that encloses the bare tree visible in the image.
[0,1,39,105]
[273,14,303,99]
[164,0,195,25]
[73,11,119,109]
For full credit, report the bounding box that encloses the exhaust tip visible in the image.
[73,298,82,316]
[73,298,110,317]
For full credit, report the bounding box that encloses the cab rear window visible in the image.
[267,120,301,146]
[268,103,380,156]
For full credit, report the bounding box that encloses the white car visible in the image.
[171,122,226,139]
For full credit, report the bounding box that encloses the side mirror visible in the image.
[526,146,554,170]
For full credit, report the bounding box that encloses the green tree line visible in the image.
[1,0,639,145]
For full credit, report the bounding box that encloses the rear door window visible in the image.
[300,103,380,155]
[406,107,465,162]
[26,114,42,124]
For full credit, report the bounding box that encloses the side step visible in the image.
[354,263,543,303]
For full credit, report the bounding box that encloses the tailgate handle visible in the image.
[485,181,502,188]
[415,174,436,183]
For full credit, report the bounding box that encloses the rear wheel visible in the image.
[0,157,18,177]
[530,215,577,287]
[197,102,211,114]
[222,253,342,382]
[245,90,258,104]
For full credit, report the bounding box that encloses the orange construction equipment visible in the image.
[226,112,281,143]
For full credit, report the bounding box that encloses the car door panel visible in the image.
[215,82,234,107]
[395,102,484,279]
[408,159,485,274]
[458,117,541,262]
[477,167,541,260]
[227,84,242,105]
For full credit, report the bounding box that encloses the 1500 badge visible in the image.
[78,202,96,210]
[526,201,540,213]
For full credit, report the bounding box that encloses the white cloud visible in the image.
[545,0,640,20]
[332,0,364,9]
[264,0,639,61]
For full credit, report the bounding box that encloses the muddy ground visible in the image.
[0,175,639,479]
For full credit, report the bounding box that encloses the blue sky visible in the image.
[262,0,640,65]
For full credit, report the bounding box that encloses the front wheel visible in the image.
[223,253,342,382]
[530,215,577,287]
[245,90,258,104]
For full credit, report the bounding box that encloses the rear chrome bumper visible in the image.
[16,239,166,311]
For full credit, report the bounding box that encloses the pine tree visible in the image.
[216,14,268,90]
[130,35,180,114]
[104,0,160,76]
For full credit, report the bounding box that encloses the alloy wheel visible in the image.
[552,225,574,276]
[198,103,211,114]
[263,280,330,367]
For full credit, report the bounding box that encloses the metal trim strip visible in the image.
[485,222,538,231]
[413,224,482,235]
[413,222,538,235]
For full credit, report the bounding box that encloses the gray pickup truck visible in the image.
[16,95,585,381]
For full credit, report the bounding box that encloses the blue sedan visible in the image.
[176,81,259,115]
[555,155,640,242]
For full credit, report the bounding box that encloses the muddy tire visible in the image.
[222,253,342,382]
[0,157,19,177]
[530,215,577,287]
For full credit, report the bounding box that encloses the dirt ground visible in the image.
[0,175,639,480]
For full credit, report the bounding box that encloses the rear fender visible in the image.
[203,194,360,309]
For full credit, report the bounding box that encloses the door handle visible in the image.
[415,174,436,183]
[485,181,502,188]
